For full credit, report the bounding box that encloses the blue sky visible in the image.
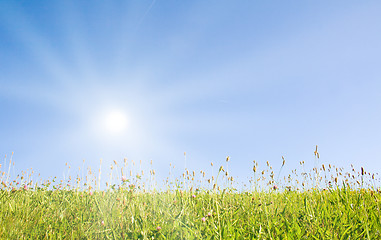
[1,1,380,185]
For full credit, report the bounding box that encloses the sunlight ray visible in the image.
[0,2,74,89]
[55,1,98,84]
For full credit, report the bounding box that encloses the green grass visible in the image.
[0,186,380,239]
[0,152,380,239]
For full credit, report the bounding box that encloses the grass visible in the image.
[0,150,380,239]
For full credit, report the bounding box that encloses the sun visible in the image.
[103,109,128,135]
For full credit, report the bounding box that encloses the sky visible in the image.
[1,0,381,187]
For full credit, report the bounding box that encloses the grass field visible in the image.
[0,152,380,239]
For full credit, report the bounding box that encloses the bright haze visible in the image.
[1,1,380,184]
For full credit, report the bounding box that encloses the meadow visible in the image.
[0,150,380,239]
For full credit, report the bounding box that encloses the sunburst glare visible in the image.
[103,109,128,135]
